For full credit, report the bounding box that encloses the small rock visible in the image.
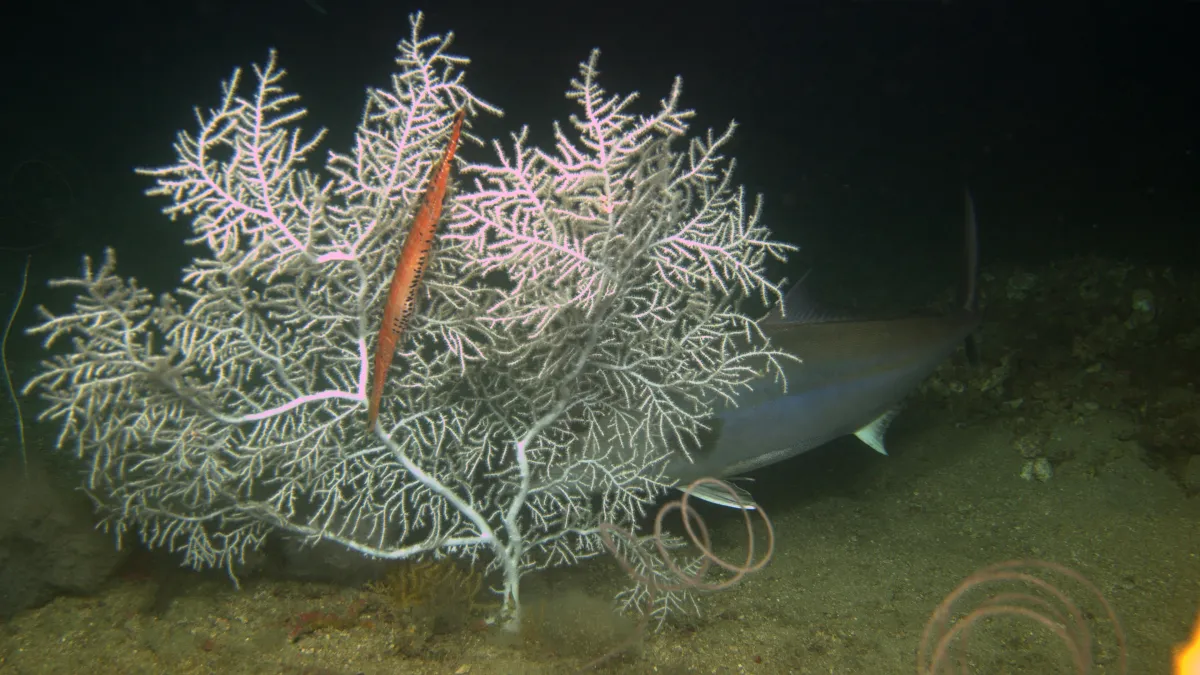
[1015,435,1042,459]
[1019,458,1054,482]
[1032,457,1054,482]
[1020,461,1035,481]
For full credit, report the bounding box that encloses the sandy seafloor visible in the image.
[0,256,1197,675]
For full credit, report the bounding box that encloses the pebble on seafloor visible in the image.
[1019,457,1054,482]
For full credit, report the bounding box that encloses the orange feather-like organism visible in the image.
[367,109,466,430]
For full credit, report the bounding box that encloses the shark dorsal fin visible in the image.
[854,409,900,455]
[764,271,829,324]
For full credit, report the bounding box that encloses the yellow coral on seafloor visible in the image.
[1178,612,1200,675]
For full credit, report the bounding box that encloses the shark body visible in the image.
[670,194,981,507]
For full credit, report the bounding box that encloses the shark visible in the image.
[670,192,982,508]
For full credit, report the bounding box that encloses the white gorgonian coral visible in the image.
[25,14,793,631]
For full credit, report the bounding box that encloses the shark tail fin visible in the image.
[962,188,981,366]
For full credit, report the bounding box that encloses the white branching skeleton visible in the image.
[25,13,793,630]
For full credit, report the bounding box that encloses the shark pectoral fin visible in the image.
[854,409,900,455]
[678,480,759,511]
